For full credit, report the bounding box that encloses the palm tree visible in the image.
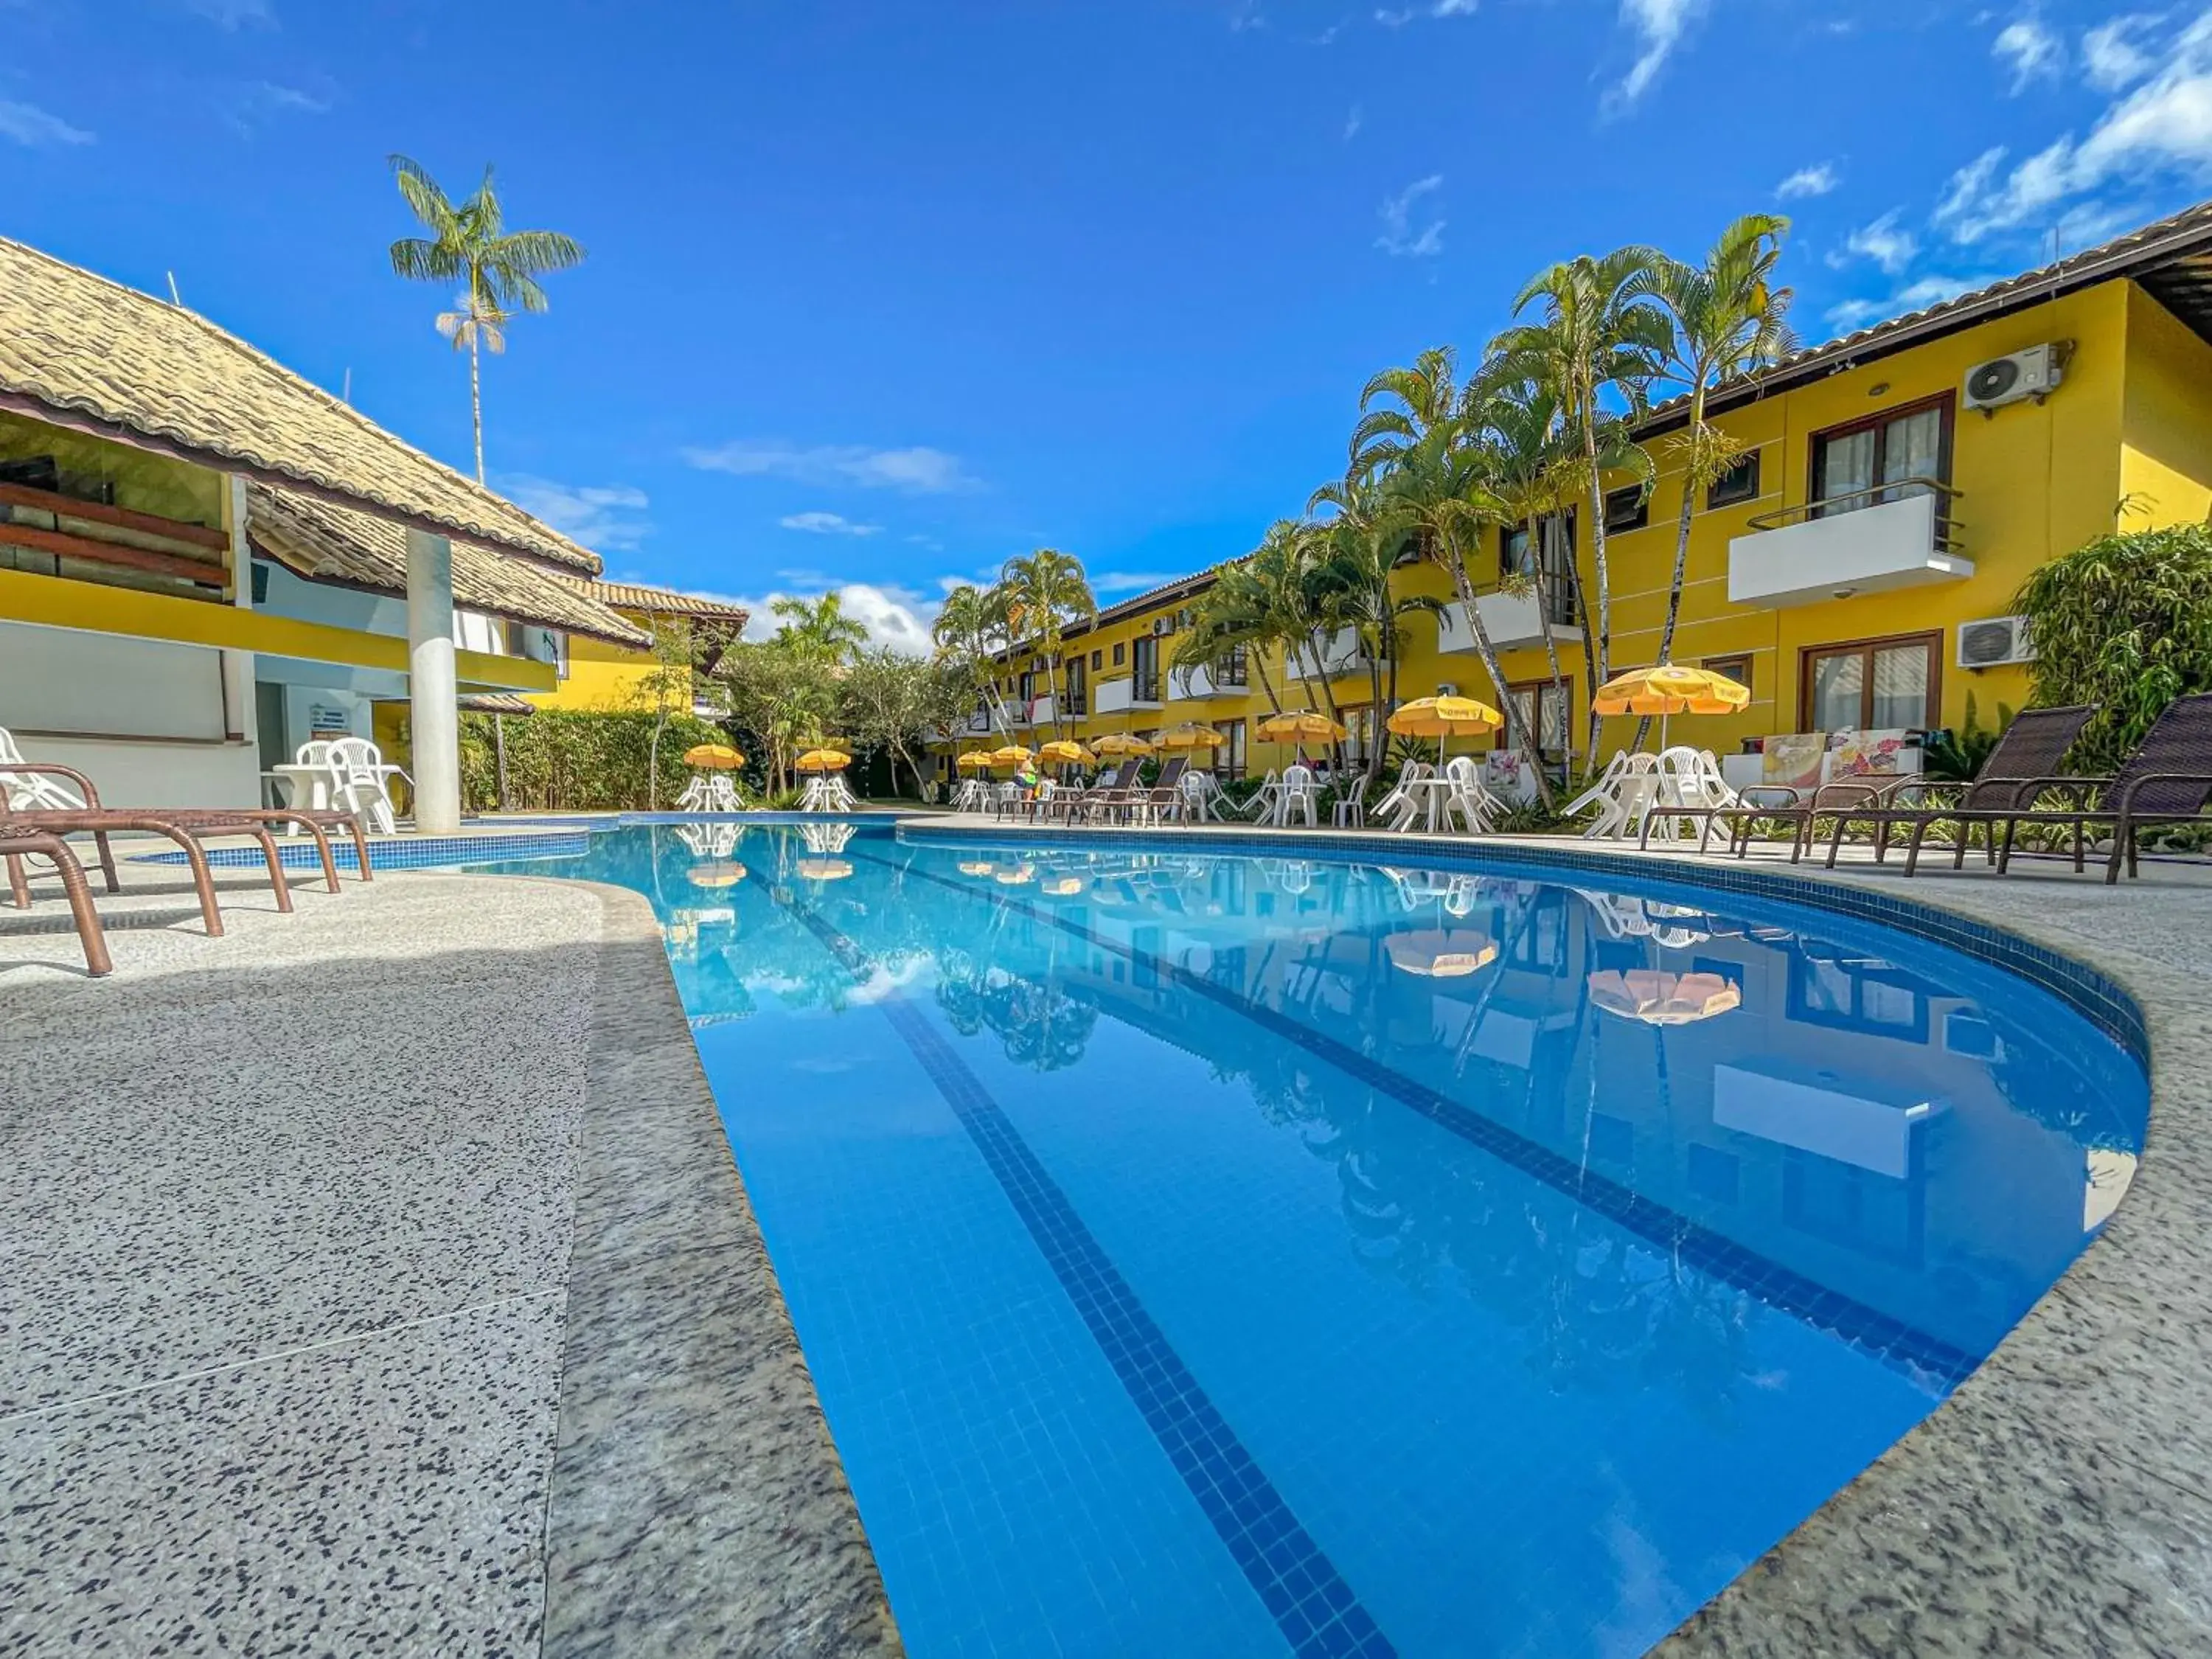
[1176,566,1287,715]
[1491,247,1668,772]
[387,155,585,484]
[1630,213,1796,745]
[770,591,869,660]
[1306,479,1442,790]
[932,582,1014,737]
[994,549,1096,737]
[1248,518,1345,731]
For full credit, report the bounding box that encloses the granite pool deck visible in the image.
[4,821,2211,1656]
[0,855,901,1657]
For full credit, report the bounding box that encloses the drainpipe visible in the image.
[406,527,462,833]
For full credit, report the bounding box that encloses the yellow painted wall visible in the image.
[936,276,2212,773]
[527,630,662,712]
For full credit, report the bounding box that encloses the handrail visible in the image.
[1746,476,1965,552]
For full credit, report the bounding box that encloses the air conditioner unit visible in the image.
[1436,681,1460,698]
[1151,618,1168,635]
[1956,615,2035,669]
[1964,344,2063,412]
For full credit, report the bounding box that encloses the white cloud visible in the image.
[779,510,882,537]
[1432,0,1479,15]
[0,99,93,147]
[1994,15,2065,93]
[495,475,651,552]
[1374,6,1415,24]
[731,581,942,658]
[1605,0,1709,113]
[1829,209,1919,275]
[1091,571,1184,594]
[1376,174,1445,257]
[2084,14,2160,91]
[1826,272,2010,332]
[681,439,978,494]
[1776,161,1840,200]
[1343,102,1363,141]
[180,0,274,25]
[1937,11,2212,245]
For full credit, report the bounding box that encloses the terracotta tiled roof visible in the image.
[576,577,751,625]
[0,236,603,574]
[246,484,650,647]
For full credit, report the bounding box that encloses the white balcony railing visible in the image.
[1012,694,1057,728]
[1729,485,1972,609]
[1436,591,1576,655]
[964,706,994,735]
[1285,627,1371,682]
[1093,675,1162,716]
[1169,663,1249,700]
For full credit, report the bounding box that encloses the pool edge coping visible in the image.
[891,818,2212,1656]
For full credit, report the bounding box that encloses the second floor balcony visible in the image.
[1728,480,1973,609]
[1093,674,1163,716]
[1169,661,1248,700]
[1436,588,1576,655]
[1012,692,1057,727]
[1285,627,1372,682]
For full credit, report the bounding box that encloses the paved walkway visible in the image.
[0,855,899,1657]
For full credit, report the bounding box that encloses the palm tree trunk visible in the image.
[1530,513,1573,782]
[1447,552,1554,811]
[1251,649,1284,716]
[1634,402,1705,755]
[1579,407,1612,776]
[469,330,485,485]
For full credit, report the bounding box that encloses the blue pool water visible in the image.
[478,820,2146,1658]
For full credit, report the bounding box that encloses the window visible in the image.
[1220,717,1247,781]
[1091,649,1102,672]
[1220,644,1248,686]
[1130,635,1160,700]
[1505,678,1574,760]
[1065,657,1087,717]
[1603,485,1649,533]
[1499,513,1578,627]
[1812,394,1952,518]
[1801,633,1941,731]
[1705,450,1761,509]
[1113,641,1126,667]
[1702,653,1752,696]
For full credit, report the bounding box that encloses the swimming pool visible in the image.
[485,819,2146,1658]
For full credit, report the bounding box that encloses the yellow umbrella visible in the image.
[1159,723,1226,751]
[957,860,998,877]
[1039,874,1086,897]
[1091,732,1153,757]
[683,743,746,770]
[796,748,852,773]
[795,858,854,881]
[1593,664,1750,748]
[1256,710,1348,745]
[1387,696,1503,740]
[955,750,995,771]
[1038,740,1093,765]
[685,863,748,890]
[993,866,1037,886]
[1385,930,1499,978]
[1587,969,1742,1026]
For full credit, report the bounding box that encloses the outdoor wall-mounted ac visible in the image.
[1955,615,2035,669]
[1964,344,2063,412]
[1436,681,1460,698]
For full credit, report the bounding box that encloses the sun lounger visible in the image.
[1,824,114,975]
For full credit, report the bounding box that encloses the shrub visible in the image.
[2015,523,2212,773]
[459,710,733,812]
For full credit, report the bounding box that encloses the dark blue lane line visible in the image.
[742,870,1398,1659]
[854,849,1980,1392]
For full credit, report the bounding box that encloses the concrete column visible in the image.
[406,526,462,833]
[223,476,257,761]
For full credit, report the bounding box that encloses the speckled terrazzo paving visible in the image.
[0,854,900,1657]
[907,816,2212,1658]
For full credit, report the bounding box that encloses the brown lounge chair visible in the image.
[1,824,114,976]
[1128,756,1188,825]
[1913,691,2212,884]
[1812,703,2098,873]
[1692,704,2094,863]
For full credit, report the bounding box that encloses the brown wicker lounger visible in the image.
[1,824,114,975]
[1,805,230,936]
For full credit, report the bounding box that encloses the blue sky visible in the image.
[5,1,2211,650]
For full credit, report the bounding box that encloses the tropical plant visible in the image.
[1175,568,1287,715]
[1921,692,2016,782]
[995,549,1096,737]
[1629,213,1795,747]
[768,591,870,661]
[1490,246,1669,773]
[1305,483,1444,788]
[711,639,843,792]
[457,709,724,811]
[386,156,585,484]
[627,616,709,810]
[932,582,1015,737]
[839,647,968,795]
[2014,522,2212,772]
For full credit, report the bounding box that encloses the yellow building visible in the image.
[942,198,2212,785]
[525,580,749,714]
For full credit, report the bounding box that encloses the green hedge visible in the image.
[459,710,731,812]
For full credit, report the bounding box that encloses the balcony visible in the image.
[1169,662,1248,700]
[1729,481,1972,609]
[1285,627,1371,682]
[1436,591,1576,655]
[964,706,994,735]
[1093,675,1163,716]
[1013,693,1057,728]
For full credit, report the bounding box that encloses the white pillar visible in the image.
[406,526,462,833]
[224,477,257,767]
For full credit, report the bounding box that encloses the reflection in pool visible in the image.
[479,820,2146,1659]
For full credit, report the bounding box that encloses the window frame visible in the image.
[1798,630,1944,731]
[1602,484,1649,534]
[1809,390,1956,508]
[1504,675,1576,761]
[1112,641,1126,667]
[1705,448,1762,511]
[1701,653,1753,697]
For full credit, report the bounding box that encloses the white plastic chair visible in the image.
[325,737,410,834]
[1377,759,1431,832]
[1567,752,1660,841]
[1278,765,1318,828]
[1178,771,1224,824]
[0,726,88,810]
[1441,756,1502,835]
[1644,747,1737,844]
[674,775,713,812]
[1238,768,1281,824]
